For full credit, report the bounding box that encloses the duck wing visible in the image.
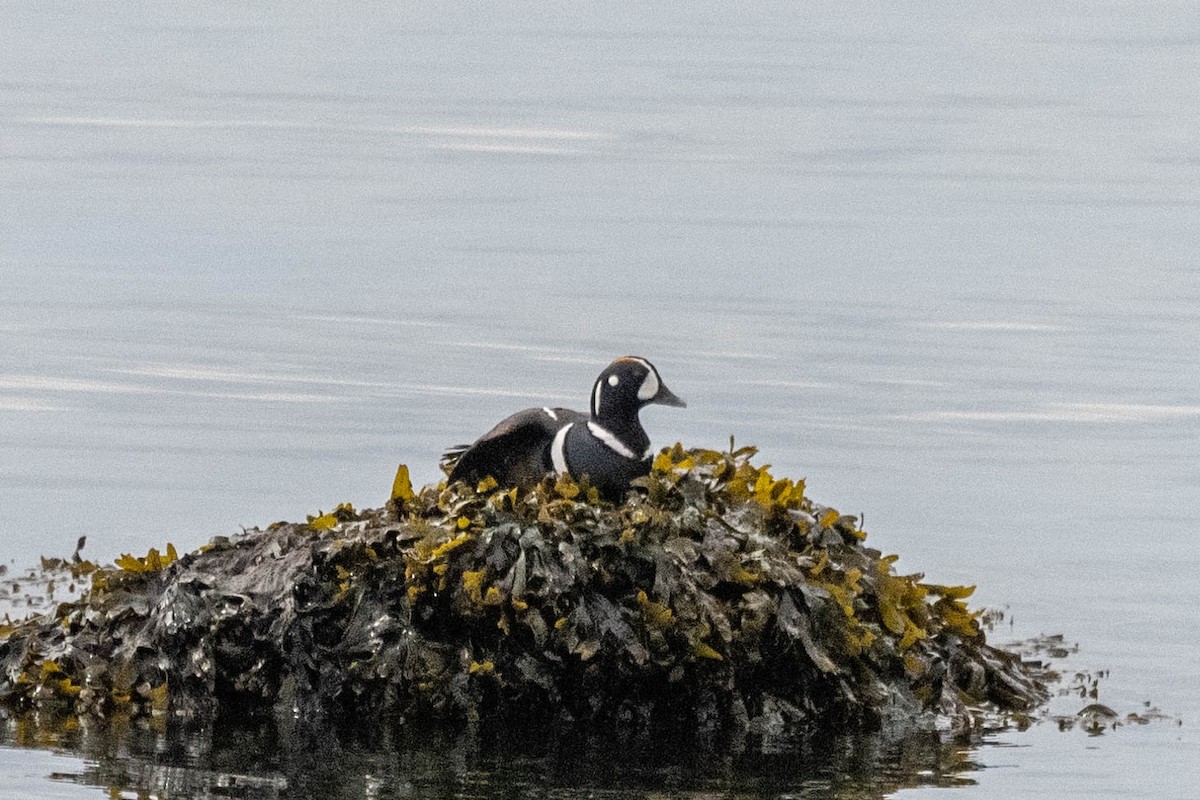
[443,407,585,487]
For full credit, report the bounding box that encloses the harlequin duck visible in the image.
[442,356,686,499]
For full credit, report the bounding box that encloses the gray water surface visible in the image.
[2,2,1198,798]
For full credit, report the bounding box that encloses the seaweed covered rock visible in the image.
[0,446,1047,733]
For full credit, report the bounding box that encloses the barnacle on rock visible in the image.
[0,445,1048,734]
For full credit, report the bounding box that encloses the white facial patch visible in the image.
[543,407,558,421]
[637,368,659,402]
[608,374,619,386]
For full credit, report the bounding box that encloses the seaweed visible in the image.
[0,444,1048,734]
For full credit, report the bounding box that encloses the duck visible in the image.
[441,356,686,499]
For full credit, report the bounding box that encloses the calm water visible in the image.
[1,2,1197,797]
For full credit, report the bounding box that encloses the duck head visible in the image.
[589,356,686,423]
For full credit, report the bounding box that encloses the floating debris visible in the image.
[0,445,1050,734]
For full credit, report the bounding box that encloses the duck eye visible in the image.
[608,375,619,386]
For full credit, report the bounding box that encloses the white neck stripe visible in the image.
[551,423,574,474]
[587,421,639,460]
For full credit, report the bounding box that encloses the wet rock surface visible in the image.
[0,446,1048,734]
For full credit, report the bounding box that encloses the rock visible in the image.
[0,445,1048,734]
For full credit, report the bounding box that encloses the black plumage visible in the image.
[442,356,685,498]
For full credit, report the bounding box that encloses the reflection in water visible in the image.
[1,712,987,799]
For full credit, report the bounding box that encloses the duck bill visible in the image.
[652,383,687,408]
